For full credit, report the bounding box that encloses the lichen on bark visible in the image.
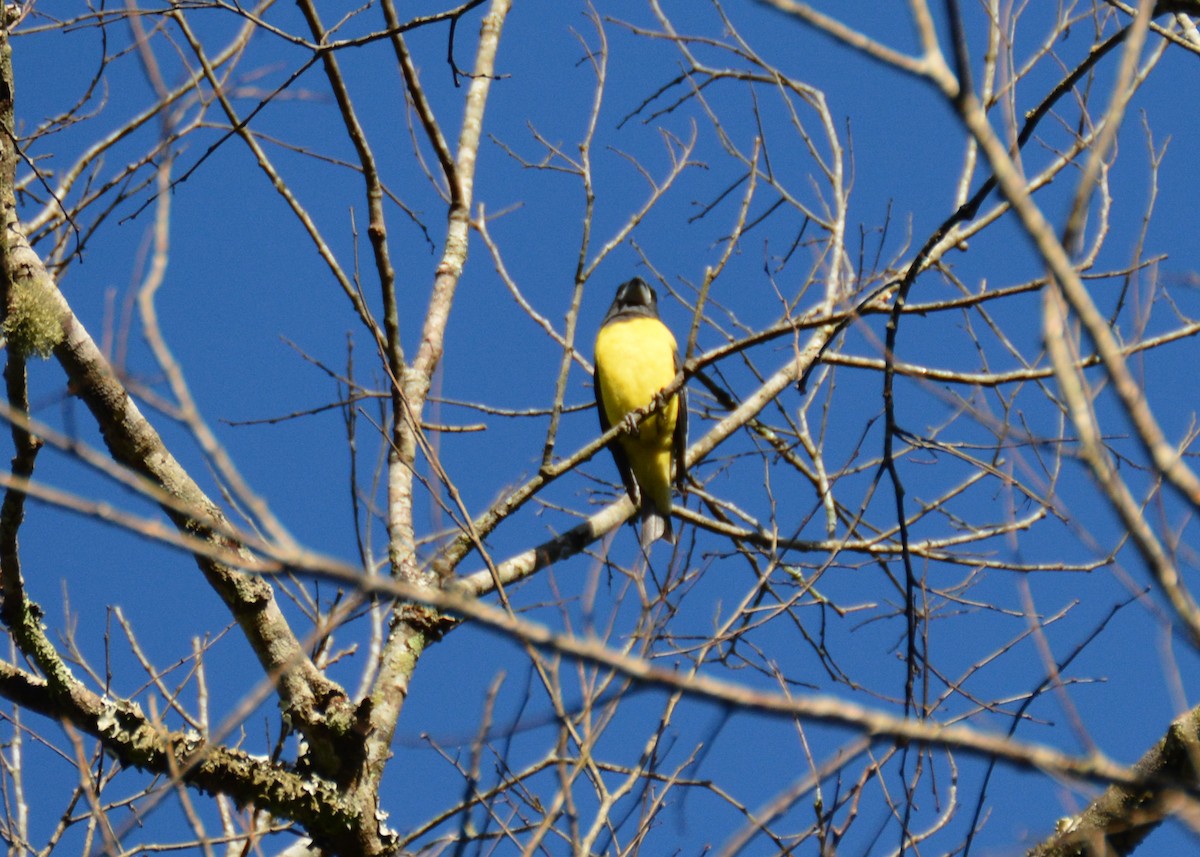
[3,275,64,358]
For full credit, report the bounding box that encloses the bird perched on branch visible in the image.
[593,277,687,547]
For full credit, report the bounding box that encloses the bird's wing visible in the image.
[595,365,640,506]
[673,351,688,490]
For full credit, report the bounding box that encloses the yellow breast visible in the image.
[594,316,679,446]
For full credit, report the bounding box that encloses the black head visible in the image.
[602,277,659,324]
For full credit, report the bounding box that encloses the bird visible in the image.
[593,277,687,547]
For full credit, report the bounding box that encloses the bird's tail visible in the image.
[640,504,674,548]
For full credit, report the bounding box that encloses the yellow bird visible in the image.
[593,278,687,547]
